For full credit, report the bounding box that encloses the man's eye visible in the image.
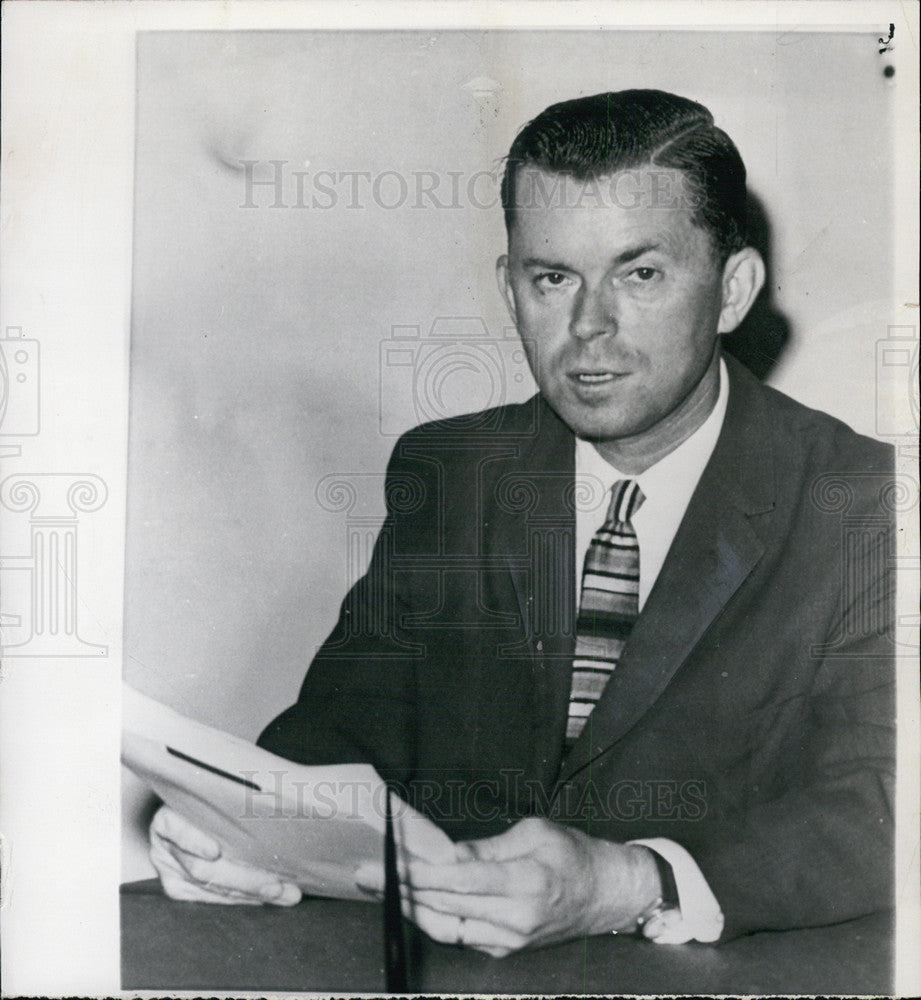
[535,272,571,288]
[630,267,659,282]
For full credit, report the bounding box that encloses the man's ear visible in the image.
[717,247,765,334]
[496,255,517,325]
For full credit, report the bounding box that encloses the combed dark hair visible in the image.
[501,90,747,261]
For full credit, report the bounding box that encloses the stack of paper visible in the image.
[122,685,455,900]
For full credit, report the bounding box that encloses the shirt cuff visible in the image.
[628,837,724,944]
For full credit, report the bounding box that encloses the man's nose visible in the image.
[569,285,615,341]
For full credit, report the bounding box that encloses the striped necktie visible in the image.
[565,479,645,749]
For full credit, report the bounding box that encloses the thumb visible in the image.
[151,806,221,861]
[353,860,384,894]
[462,817,548,861]
[453,840,477,861]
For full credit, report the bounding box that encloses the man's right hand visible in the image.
[149,805,302,906]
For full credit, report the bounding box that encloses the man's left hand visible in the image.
[356,816,661,957]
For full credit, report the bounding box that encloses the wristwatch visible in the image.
[632,850,680,938]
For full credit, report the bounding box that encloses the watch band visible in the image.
[613,850,681,937]
[650,848,680,908]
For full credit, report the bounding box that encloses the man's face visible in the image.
[498,166,734,453]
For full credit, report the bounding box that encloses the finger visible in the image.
[641,906,690,944]
[353,856,424,896]
[407,901,526,955]
[150,824,204,884]
[353,860,385,894]
[353,840,491,892]
[159,868,265,905]
[379,881,530,931]
[477,944,517,958]
[154,837,296,905]
[150,806,221,861]
[404,856,545,897]
[162,861,301,906]
[354,874,533,951]
[151,835,252,904]
[355,852,477,895]
[401,858,507,895]
[151,827,300,904]
[174,852,301,904]
[453,841,477,862]
[408,888,542,936]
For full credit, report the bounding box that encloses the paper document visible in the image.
[122,685,455,900]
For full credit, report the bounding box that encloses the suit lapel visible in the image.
[558,356,776,783]
[484,401,576,764]
[488,397,576,648]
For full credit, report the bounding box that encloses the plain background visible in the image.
[122,29,897,876]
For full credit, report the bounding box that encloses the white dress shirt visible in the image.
[572,357,730,944]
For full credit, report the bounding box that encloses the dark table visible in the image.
[122,879,892,994]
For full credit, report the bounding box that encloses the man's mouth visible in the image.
[569,371,624,385]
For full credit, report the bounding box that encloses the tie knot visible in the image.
[607,479,645,524]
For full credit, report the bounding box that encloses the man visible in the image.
[150,90,894,955]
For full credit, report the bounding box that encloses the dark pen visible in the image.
[383,784,408,992]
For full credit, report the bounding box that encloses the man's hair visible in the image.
[501,89,748,261]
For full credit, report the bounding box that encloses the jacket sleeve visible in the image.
[691,517,896,941]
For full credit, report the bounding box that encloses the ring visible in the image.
[456,916,467,947]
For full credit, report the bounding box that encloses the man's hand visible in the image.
[149,805,301,906]
[356,816,662,957]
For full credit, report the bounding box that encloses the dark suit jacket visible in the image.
[259,354,895,941]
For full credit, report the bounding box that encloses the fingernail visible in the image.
[277,882,301,906]
[354,864,379,889]
[259,882,283,902]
